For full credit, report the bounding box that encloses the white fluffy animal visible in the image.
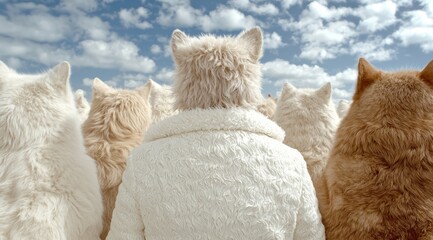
[336,99,351,119]
[273,82,340,183]
[74,89,90,123]
[146,79,177,123]
[0,61,103,239]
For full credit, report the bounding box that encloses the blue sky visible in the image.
[0,0,432,102]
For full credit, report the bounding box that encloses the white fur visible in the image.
[74,89,90,123]
[0,61,103,239]
[273,82,340,182]
[146,79,178,123]
[336,99,351,119]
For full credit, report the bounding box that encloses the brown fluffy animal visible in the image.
[318,58,433,240]
[82,78,152,240]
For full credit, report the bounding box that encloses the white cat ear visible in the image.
[75,89,86,104]
[137,81,152,101]
[171,29,188,63]
[238,27,263,62]
[47,61,71,92]
[0,60,9,73]
[353,58,381,101]
[315,82,332,103]
[92,78,114,97]
[420,59,433,86]
[281,82,296,98]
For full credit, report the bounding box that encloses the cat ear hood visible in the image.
[92,78,115,97]
[47,61,71,94]
[171,29,188,64]
[237,27,263,62]
[316,82,332,103]
[420,59,433,85]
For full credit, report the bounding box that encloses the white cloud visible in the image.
[59,0,98,12]
[262,59,356,100]
[151,67,174,83]
[263,32,285,49]
[75,15,113,40]
[350,37,395,61]
[75,39,156,73]
[201,7,258,32]
[119,7,152,29]
[393,10,433,53]
[280,0,302,10]
[229,0,279,15]
[109,73,150,88]
[150,44,162,54]
[157,1,203,27]
[355,0,398,33]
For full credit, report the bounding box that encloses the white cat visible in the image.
[0,61,103,239]
[273,82,340,183]
[146,79,177,123]
[336,99,351,119]
[74,89,90,123]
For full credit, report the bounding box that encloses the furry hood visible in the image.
[143,107,285,143]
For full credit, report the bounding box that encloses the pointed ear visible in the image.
[75,89,86,104]
[171,29,188,63]
[137,81,152,101]
[353,58,381,101]
[0,60,9,73]
[238,27,263,62]
[47,61,70,93]
[420,59,433,86]
[92,78,114,97]
[281,82,296,99]
[316,82,332,103]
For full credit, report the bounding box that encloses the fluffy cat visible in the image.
[336,99,351,119]
[273,82,340,182]
[0,61,103,239]
[257,94,277,118]
[74,89,90,123]
[145,79,177,123]
[82,78,152,240]
[319,58,433,239]
[172,27,263,110]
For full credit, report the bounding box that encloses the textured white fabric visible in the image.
[107,108,325,240]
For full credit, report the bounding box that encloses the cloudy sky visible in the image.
[0,0,432,102]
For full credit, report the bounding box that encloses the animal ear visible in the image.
[75,89,86,104]
[137,81,152,101]
[238,27,263,62]
[0,60,9,73]
[92,78,114,97]
[171,29,188,64]
[420,59,433,86]
[353,58,381,101]
[47,61,71,93]
[316,82,332,103]
[281,82,296,99]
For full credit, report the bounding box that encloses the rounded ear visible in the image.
[420,59,433,86]
[171,29,188,64]
[238,27,263,62]
[47,61,71,93]
[92,78,114,97]
[353,58,381,101]
[316,82,332,103]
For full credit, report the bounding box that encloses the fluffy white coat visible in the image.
[107,108,325,240]
[0,61,103,239]
[273,82,340,183]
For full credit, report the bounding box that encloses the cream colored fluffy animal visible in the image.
[74,89,90,123]
[82,78,152,240]
[319,58,433,239]
[336,99,351,119]
[145,79,177,123]
[0,61,103,239]
[273,82,340,183]
[257,94,277,118]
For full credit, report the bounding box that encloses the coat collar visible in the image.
[143,107,285,143]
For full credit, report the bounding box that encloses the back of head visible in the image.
[83,78,152,143]
[171,27,264,110]
[0,60,76,149]
[335,58,433,156]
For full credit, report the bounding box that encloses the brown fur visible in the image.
[318,58,433,240]
[82,78,152,240]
